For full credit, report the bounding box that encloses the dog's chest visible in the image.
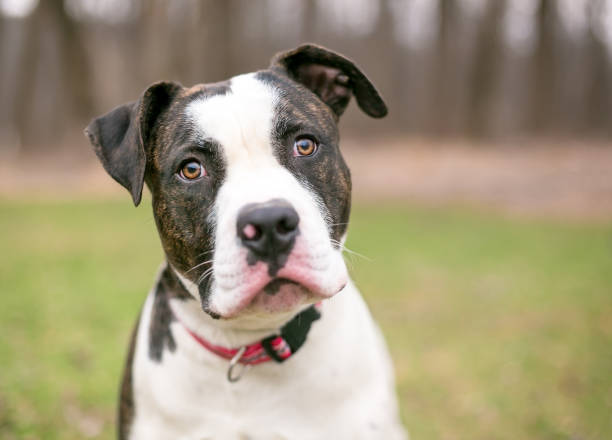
[128,284,404,440]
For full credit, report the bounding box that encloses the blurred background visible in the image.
[0,1,611,439]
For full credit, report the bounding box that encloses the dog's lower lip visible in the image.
[264,278,300,296]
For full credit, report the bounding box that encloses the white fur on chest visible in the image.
[129,280,406,440]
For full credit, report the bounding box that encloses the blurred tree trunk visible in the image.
[199,0,233,81]
[528,0,557,133]
[13,6,42,148]
[13,0,93,150]
[467,0,505,138]
[52,0,94,128]
[432,0,457,136]
[365,0,395,133]
[301,0,316,43]
[586,0,612,136]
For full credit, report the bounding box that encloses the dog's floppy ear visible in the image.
[85,81,182,206]
[271,44,387,119]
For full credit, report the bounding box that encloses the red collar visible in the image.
[182,326,292,365]
[177,304,322,382]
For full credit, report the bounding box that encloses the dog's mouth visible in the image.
[263,278,300,296]
[207,241,349,318]
[241,277,312,315]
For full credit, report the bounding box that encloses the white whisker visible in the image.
[195,249,215,258]
[330,239,372,262]
[197,266,215,286]
[186,259,214,274]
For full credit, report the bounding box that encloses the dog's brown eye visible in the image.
[293,137,318,157]
[179,161,205,180]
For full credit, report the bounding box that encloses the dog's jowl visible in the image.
[86,44,406,440]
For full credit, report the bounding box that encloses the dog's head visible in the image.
[86,44,386,320]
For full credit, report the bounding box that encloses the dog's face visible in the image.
[86,45,386,320]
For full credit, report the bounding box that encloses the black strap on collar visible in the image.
[261,305,321,362]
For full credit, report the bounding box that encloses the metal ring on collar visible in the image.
[227,346,250,383]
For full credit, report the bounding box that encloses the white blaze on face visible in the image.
[186,74,348,318]
[187,74,278,168]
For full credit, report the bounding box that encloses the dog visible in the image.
[86,44,406,440]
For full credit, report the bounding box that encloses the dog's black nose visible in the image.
[237,199,299,275]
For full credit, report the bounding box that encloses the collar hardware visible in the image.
[176,304,322,383]
[227,346,250,382]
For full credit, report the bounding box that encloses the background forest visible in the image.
[1,0,612,153]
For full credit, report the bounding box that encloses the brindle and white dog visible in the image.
[86,44,406,440]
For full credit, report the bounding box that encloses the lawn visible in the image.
[0,198,611,439]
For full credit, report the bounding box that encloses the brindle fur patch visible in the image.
[148,266,193,361]
[145,83,231,309]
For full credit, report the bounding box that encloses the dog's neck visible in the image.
[166,264,314,348]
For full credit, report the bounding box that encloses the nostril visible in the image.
[276,215,298,235]
[276,222,287,235]
[242,223,260,241]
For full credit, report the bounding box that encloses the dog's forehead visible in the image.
[185,73,278,167]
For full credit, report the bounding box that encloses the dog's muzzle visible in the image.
[236,199,299,276]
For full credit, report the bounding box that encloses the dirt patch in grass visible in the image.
[1,138,611,219]
[346,138,612,220]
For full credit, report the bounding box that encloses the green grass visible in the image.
[1,199,611,439]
